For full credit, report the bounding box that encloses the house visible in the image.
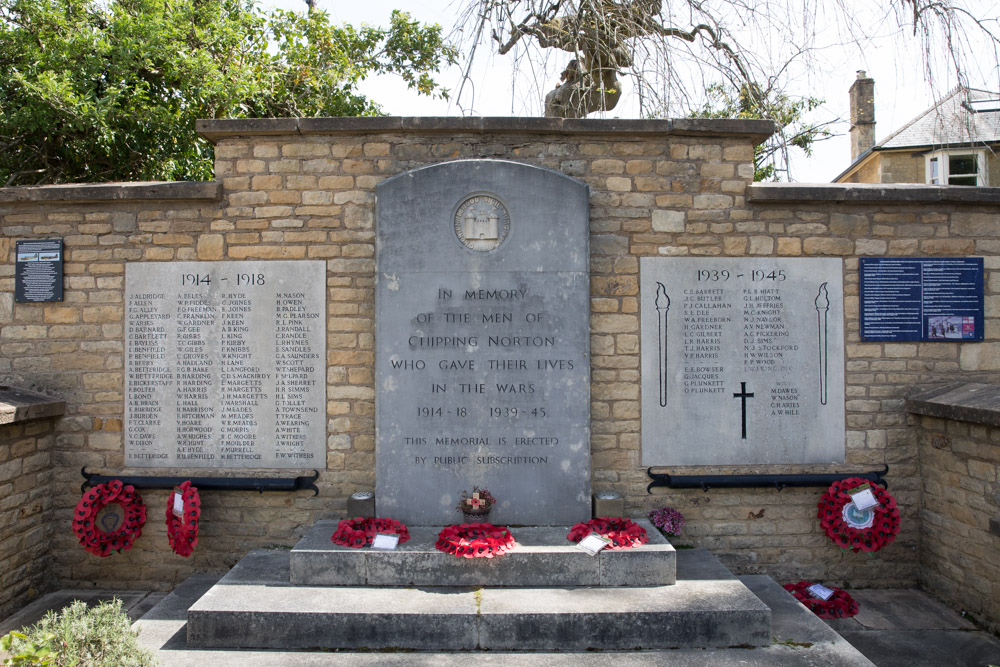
[834,71,1000,185]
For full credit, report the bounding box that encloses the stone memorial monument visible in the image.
[375,160,591,525]
[124,261,326,467]
[640,257,845,465]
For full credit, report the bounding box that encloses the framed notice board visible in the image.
[859,257,983,342]
[15,239,64,303]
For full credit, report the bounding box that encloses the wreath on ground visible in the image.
[331,517,411,548]
[435,523,515,558]
[817,477,900,553]
[784,581,859,619]
[72,480,146,557]
[166,481,201,557]
[566,517,648,550]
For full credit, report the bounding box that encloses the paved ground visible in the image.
[2,581,998,665]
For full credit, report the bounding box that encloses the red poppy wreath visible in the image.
[567,517,649,550]
[72,480,147,557]
[817,477,900,553]
[435,523,516,558]
[166,481,201,557]
[784,581,859,619]
[331,517,411,548]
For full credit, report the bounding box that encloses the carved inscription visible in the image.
[125,262,326,468]
[641,258,845,466]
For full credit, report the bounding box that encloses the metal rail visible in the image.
[646,465,889,493]
[80,467,320,496]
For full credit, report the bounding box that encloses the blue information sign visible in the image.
[859,257,984,342]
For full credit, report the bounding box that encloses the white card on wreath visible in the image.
[578,534,611,556]
[171,493,184,520]
[371,534,400,550]
[850,487,878,511]
[806,584,835,600]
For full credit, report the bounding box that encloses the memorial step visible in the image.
[289,519,675,587]
[186,547,770,651]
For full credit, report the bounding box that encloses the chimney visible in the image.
[849,70,876,162]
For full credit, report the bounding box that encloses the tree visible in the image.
[690,83,833,181]
[454,0,1000,120]
[0,0,457,185]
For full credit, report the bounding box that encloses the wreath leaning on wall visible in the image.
[817,477,901,553]
[72,480,146,557]
[165,480,201,557]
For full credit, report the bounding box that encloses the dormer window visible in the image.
[926,150,987,186]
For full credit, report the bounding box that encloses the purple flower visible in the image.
[648,507,685,536]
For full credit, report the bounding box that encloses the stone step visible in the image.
[290,519,675,587]
[186,547,770,651]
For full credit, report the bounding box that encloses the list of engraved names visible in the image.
[125,261,326,468]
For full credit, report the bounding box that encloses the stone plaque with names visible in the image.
[640,258,845,466]
[125,261,326,468]
[376,159,591,525]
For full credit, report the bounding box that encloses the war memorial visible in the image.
[1,116,999,654]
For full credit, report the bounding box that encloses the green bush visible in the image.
[1,599,155,666]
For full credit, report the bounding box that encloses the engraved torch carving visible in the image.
[656,282,670,407]
[815,282,829,406]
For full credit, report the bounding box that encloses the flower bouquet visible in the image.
[649,506,685,537]
[457,487,495,521]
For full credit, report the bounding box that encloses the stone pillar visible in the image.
[849,70,876,162]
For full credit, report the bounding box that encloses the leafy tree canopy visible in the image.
[690,83,833,181]
[0,0,457,185]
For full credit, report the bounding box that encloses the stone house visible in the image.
[836,72,1000,186]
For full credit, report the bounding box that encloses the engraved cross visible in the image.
[733,381,754,440]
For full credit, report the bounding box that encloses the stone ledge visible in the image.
[0,386,65,425]
[196,116,775,144]
[906,382,1000,427]
[749,182,1000,204]
[0,181,222,204]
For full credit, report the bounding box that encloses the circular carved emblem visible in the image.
[454,194,510,252]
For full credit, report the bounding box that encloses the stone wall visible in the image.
[0,388,64,618]
[3,118,1000,598]
[907,384,1000,633]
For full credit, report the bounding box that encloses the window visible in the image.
[925,150,987,186]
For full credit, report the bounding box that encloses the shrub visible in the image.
[1,598,155,666]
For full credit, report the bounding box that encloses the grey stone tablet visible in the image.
[125,261,326,468]
[376,160,590,525]
[640,257,845,465]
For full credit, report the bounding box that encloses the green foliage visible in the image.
[1,599,154,667]
[0,0,456,185]
[1,630,56,665]
[690,83,832,181]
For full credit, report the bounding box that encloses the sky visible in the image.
[267,0,1000,183]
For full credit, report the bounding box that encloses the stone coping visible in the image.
[0,181,221,204]
[749,182,1000,204]
[906,382,1000,427]
[195,116,776,143]
[0,386,65,425]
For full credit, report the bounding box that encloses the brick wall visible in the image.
[0,389,63,618]
[907,385,1000,633]
[2,118,1000,598]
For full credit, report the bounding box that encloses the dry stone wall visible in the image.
[2,118,1000,598]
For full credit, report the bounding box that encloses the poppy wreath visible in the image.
[435,522,516,558]
[817,477,901,553]
[330,517,411,548]
[783,581,860,619]
[165,481,201,557]
[566,517,649,550]
[72,480,146,557]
